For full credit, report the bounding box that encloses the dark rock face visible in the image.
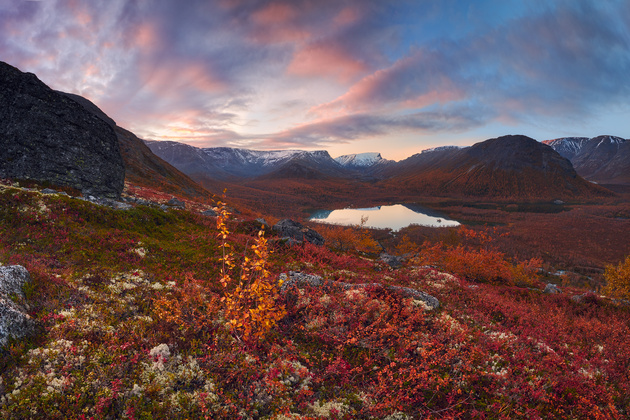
[272,219,325,246]
[0,61,124,198]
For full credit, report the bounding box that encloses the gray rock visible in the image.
[80,194,132,210]
[166,197,185,208]
[0,61,125,199]
[543,283,562,294]
[202,208,217,217]
[272,219,325,246]
[0,265,36,349]
[279,271,440,310]
[379,253,404,268]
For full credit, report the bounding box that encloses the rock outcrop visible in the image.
[0,61,125,199]
[273,219,325,246]
[0,265,36,349]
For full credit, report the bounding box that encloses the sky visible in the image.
[1,0,629,161]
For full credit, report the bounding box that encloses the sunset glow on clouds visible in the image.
[1,0,628,160]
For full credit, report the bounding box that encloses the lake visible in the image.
[309,204,460,231]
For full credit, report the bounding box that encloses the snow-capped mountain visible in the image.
[542,137,590,160]
[420,145,462,154]
[144,141,346,179]
[335,152,388,168]
[543,136,629,185]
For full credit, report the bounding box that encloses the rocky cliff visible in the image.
[0,61,124,198]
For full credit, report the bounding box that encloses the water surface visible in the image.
[309,204,460,231]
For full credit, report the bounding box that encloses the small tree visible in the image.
[603,255,630,300]
[216,198,286,342]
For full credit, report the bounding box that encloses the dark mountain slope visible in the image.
[545,136,630,185]
[383,135,612,199]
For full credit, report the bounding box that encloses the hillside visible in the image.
[383,135,612,199]
[2,180,630,419]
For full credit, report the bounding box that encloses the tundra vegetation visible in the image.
[1,179,630,419]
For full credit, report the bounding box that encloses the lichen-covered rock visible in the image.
[543,283,562,294]
[0,265,36,349]
[273,219,325,246]
[0,61,125,199]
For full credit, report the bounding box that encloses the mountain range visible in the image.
[145,135,619,200]
[544,136,630,185]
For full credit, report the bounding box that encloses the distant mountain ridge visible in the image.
[144,141,351,180]
[544,135,630,185]
[376,135,611,198]
[146,135,613,199]
[335,152,391,168]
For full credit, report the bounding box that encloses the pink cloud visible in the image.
[311,50,466,116]
[287,43,367,83]
[138,60,227,101]
[252,2,298,25]
[333,6,362,27]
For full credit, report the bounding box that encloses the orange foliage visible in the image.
[413,226,541,286]
[603,255,630,299]
[318,216,381,255]
[217,198,286,341]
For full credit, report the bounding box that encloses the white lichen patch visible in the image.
[485,330,518,345]
[139,345,218,404]
[133,247,147,258]
[437,313,465,333]
[309,400,351,418]
[412,299,434,311]
[1,339,88,404]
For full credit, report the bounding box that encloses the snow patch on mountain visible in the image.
[542,137,589,159]
[421,145,462,154]
[335,152,383,167]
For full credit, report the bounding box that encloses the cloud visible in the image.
[310,1,630,135]
[259,105,490,148]
[0,0,628,154]
[287,43,368,83]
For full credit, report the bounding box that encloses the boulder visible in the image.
[202,208,217,217]
[0,61,125,199]
[0,265,36,349]
[166,197,185,208]
[272,219,325,246]
[379,253,405,269]
[543,283,562,294]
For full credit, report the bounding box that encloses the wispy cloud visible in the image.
[0,0,628,157]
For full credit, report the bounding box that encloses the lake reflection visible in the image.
[309,204,460,231]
